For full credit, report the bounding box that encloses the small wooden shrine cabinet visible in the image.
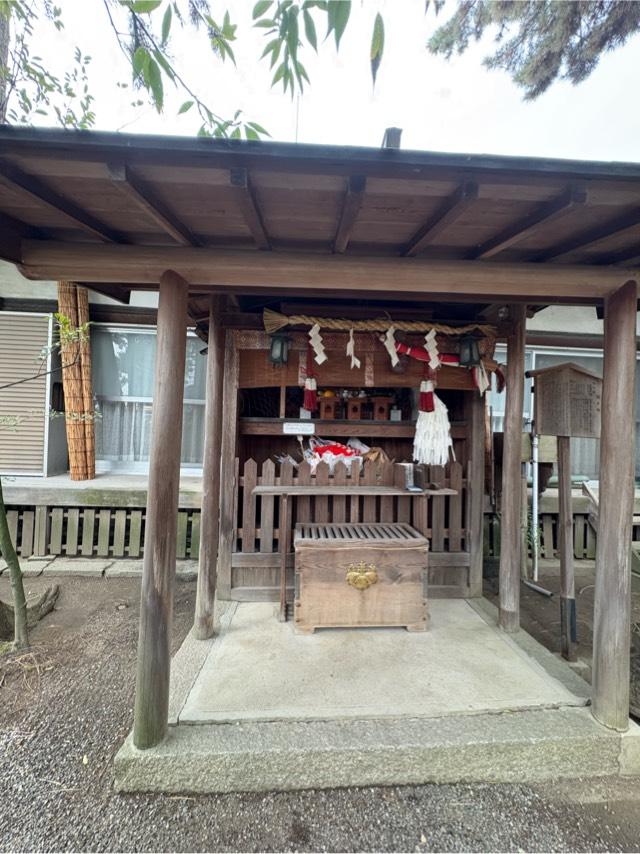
[216,322,487,603]
[293,522,430,634]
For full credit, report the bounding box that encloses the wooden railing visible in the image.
[234,457,469,555]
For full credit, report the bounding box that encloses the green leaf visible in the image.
[246,120,270,136]
[161,4,172,43]
[132,46,149,79]
[254,18,276,27]
[145,57,164,111]
[127,0,162,13]
[303,8,317,50]
[370,12,384,83]
[327,0,350,48]
[178,99,194,114]
[230,126,241,139]
[252,0,273,19]
[245,127,260,140]
[260,37,281,59]
[286,11,299,59]
[153,48,175,82]
[272,61,286,86]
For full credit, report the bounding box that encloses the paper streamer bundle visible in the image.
[413,380,453,466]
[346,328,361,369]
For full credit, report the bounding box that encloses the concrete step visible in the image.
[114,706,640,794]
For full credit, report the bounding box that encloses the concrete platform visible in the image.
[114,598,640,793]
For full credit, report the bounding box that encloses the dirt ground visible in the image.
[485,560,640,714]
[1,572,640,853]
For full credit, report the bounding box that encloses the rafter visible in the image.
[470,186,587,260]
[532,206,640,262]
[403,181,478,257]
[83,282,132,304]
[0,211,45,262]
[0,159,126,243]
[229,167,270,250]
[333,175,366,253]
[108,163,199,247]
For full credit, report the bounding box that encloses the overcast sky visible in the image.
[25,1,640,162]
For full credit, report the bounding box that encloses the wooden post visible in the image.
[217,330,240,600]
[557,435,577,661]
[133,270,188,750]
[592,279,637,731]
[279,493,289,621]
[193,296,224,640]
[499,303,526,632]
[467,391,485,597]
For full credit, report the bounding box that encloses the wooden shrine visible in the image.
[217,325,489,603]
[1,126,637,746]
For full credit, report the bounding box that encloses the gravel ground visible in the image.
[1,574,640,853]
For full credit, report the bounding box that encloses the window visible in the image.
[92,326,206,472]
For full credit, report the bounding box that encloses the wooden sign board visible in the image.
[528,363,602,439]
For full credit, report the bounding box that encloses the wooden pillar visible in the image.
[592,279,637,732]
[193,296,224,639]
[467,391,485,597]
[133,270,188,750]
[499,303,527,632]
[557,435,577,661]
[217,330,240,600]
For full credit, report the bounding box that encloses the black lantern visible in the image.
[459,333,481,368]
[269,333,290,365]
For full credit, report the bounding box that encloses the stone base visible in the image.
[114,706,640,793]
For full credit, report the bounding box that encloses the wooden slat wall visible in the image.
[0,313,50,474]
[483,511,599,560]
[1,506,201,559]
[231,457,472,598]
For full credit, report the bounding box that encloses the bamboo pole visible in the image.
[57,281,87,481]
[133,270,188,750]
[193,296,225,640]
[76,286,95,479]
[592,279,637,731]
[498,303,527,633]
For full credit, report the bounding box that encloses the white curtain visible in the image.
[92,327,206,469]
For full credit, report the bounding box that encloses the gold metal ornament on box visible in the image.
[346,561,378,590]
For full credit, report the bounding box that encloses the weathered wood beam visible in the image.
[229,167,270,250]
[0,211,43,262]
[498,303,526,633]
[467,392,485,597]
[533,207,640,262]
[333,175,366,253]
[217,329,239,600]
[108,163,199,247]
[590,243,640,266]
[0,159,126,243]
[471,186,587,259]
[19,241,636,302]
[193,295,225,639]
[85,282,131,304]
[403,181,478,257]
[133,269,188,750]
[592,279,637,732]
